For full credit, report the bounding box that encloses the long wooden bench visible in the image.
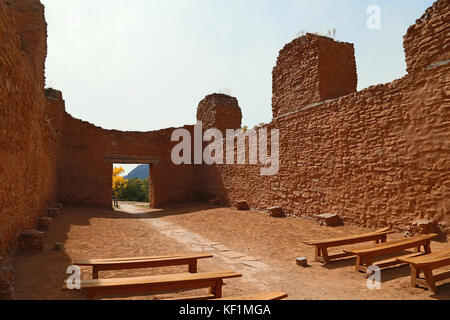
[214,292,288,300]
[344,234,438,273]
[397,248,450,294]
[303,228,394,264]
[63,270,242,300]
[74,253,213,279]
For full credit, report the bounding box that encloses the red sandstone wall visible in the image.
[4,0,47,88]
[200,63,450,234]
[272,34,357,118]
[199,1,450,234]
[404,0,450,73]
[0,0,58,256]
[58,112,201,208]
[197,94,242,133]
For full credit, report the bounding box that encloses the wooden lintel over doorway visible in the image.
[105,154,162,165]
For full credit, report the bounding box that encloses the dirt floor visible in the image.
[10,201,450,300]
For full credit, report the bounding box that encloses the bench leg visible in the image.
[423,268,437,294]
[321,248,330,264]
[93,266,99,280]
[355,256,362,273]
[209,279,223,298]
[424,241,432,254]
[315,246,321,262]
[410,265,420,288]
[188,260,197,273]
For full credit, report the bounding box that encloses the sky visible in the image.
[41,0,434,174]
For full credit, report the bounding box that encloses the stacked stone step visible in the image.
[236,200,249,210]
[0,256,14,300]
[37,217,52,230]
[18,230,44,252]
[46,203,63,218]
[268,206,285,218]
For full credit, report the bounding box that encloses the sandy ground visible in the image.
[10,201,450,300]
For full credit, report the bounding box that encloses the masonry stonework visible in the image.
[0,0,58,260]
[0,0,449,298]
[272,33,357,118]
[197,93,242,134]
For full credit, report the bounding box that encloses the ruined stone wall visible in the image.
[272,33,357,118]
[0,0,59,257]
[200,63,450,234]
[197,93,242,133]
[404,0,450,73]
[198,2,450,234]
[58,112,201,208]
[4,0,47,88]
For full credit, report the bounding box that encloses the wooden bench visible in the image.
[397,248,450,294]
[303,228,394,264]
[344,234,438,273]
[63,270,242,300]
[74,253,213,279]
[214,292,288,300]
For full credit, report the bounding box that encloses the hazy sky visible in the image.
[41,0,434,136]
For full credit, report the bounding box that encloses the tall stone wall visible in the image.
[58,111,201,208]
[0,0,58,259]
[197,93,242,133]
[4,0,47,88]
[404,0,450,73]
[200,62,450,233]
[1,0,449,264]
[272,33,357,118]
[198,3,450,234]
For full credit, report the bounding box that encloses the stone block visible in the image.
[209,199,220,206]
[413,220,439,234]
[51,203,63,210]
[268,206,285,218]
[18,230,44,251]
[314,213,343,227]
[236,200,249,210]
[46,207,61,218]
[296,257,308,267]
[37,217,52,230]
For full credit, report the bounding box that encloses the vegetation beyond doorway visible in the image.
[112,165,150,203]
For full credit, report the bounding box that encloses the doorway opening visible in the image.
[112,163,150,210]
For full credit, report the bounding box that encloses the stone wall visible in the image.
[404,0,450,73]
[0,0,58,259]
[197,93,242,133]
[198,4,450,234]
[4,0,47,88]
[199,62,450,233]
[272,33,357,118]
[1,0,449,265]
[57,108,201,208]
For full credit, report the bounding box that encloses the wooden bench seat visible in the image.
[74,253,213,279]
[303,228,394,264]
[63,270,242,300]
[397,248,450,294]
[345,234,438,273]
